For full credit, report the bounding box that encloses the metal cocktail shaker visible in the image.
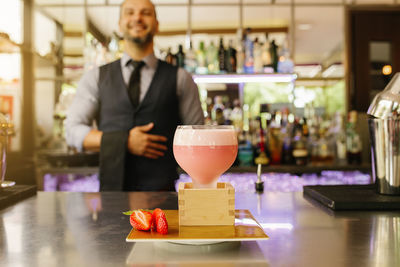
[0,113,14,187]
[367,73,400,195]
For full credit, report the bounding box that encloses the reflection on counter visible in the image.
[42,170,370,193]
[127,241,268,266]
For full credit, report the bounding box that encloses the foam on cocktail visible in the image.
[173,129,237,146]
[173,128,238,188]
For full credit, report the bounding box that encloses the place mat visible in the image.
[0,185,37,210]
[126,209,269,242]
[303,184,400,210]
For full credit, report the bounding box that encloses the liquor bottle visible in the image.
[223,102,233,125]
[184,41,197,73]
[196,41,207,74]
[292,127,309,166]
[176,44,185,68]
[253,37,263,73]
[262,34,273,73]
[281,132,294,165]
[212,95,225,125]
[346,111,362,164]
[268,126,282,165]
[334,114,347,164]
[277,39,294,73]
[206,41,219,74]
[238,131,254,166]
[281,119,294,165]
[218,37,227,73]
[226,40,237,73]
[243,28,254,74]
[236,38,245,74]
[270,39,279,73]
[230,99,243,132]
[165,47,175,65]
[315,128,334,165]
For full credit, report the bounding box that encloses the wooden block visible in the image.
[178,182,235,226]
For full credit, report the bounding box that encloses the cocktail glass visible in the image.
[173,125,238,188]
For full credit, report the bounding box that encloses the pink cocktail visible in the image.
[173,125,238,188]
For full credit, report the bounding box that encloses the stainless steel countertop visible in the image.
[0,191,399,267]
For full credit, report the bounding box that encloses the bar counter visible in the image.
[0,190,398,266]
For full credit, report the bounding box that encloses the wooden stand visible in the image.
[178,182,235,226]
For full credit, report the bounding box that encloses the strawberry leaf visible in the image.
[123,211,134,215]
[123,209,154,216]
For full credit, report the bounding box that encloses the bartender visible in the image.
[65,0,204,191]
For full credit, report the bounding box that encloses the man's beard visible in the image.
[124,31,153,46]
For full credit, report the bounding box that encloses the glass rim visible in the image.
[176,125,235,130]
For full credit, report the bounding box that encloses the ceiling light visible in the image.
[298,24,312,31]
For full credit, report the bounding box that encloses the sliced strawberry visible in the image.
[151,212,157,231]
[129,210,153,231]
[155,215,168,234]
[152,208,168,234]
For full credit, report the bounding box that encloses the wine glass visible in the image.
[173,125,238,188]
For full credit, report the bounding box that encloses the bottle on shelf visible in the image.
[280,117,294,165]
[313,128,334,165]
[243,28,254,74]
[226,40,237,73]
[165,47,176,66]
[184,41,197,73]
[253,37,263,73]
[237,131,254,166]
[196,41,208,74]
[281,131,294,165]
[262,34,273,73]
[292,125,309,166]
[212,95,225,125]
[269,39,279,73]
[223,101,233,125]
[176,44,185,68]
[334,113,347,164]
[277,38,294,74]
[230,99,243,133]
[218,37,227,73]
[206,41,219,74]
[236,37,245,74]
[268,125,283,165]
[346,111,362,164]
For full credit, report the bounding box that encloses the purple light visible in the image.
[176,171,371,193]
[43,170,370,193]
[44,173,99,192]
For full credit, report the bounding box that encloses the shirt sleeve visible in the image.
[65,68,100,152]
[176,68,205,125]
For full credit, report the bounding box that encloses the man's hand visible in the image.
[83,129,103,152]
[127,123,168,159]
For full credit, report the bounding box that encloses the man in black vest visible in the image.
[65,0,204,191]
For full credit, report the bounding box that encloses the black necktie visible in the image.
[127,60,145,108]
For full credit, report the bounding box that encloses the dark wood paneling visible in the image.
[347,7,400,112]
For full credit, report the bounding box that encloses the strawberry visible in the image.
[128,210,153,231]
[152,208,168,234]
